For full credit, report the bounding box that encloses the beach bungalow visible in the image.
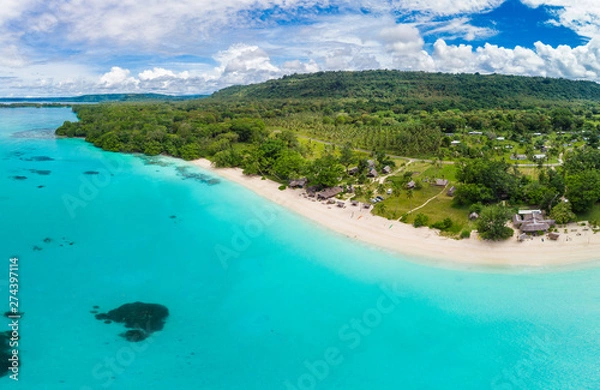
[447,186,456,197]
[382,165,392,175]
[367,168,378,178]
[288,178,307,188]
[407,180,415,189]
[513,210,555,233]
[317,186,343,200]
[348,167,359,175]
[434,179,448,186]
[306,186,319,197]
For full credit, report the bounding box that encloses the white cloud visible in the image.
[390,0,504,16]
[424,17,497,41]
[99,67,139,89]
[380,25,425,54]
[138,68,189,81]
[522,0,600,38]
[432,38,600,81]
[281,59,320,73]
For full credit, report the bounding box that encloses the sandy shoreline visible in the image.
[191,159,600,267]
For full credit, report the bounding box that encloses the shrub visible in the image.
[431,217,453,231]
[460,229,471,239]
[413,213,429,228]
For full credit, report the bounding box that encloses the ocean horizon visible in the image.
[1,107,600,389]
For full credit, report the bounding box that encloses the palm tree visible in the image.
[365,188,374,202]
[391,181,402,215]
[407,189,414,211]
[378,202,388,218]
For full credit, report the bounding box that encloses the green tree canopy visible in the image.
[476,205,514,241]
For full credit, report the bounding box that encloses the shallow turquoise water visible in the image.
[1,108,599,389]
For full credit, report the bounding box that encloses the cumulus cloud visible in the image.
[99,67,139,89]
[431,38,600,81]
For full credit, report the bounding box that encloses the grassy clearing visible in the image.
[404,197,473,236]
[420,163,457,181]
[576,204,600,224]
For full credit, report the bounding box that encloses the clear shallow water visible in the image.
[0,108,599,390]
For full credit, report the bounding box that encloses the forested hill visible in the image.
[212,70,600,109]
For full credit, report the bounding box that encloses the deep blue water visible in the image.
[1,108,599,389]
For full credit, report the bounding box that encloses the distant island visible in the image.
[52,70,600,262]
[0,93,206,107]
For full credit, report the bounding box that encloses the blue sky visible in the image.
[1,0,600,96]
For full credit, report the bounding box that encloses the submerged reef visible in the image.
[20,156,54,162]
[175,166,220,185]
[94,302,169,342]
[28,169,51,175]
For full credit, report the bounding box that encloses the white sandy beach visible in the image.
[192,159,600,267]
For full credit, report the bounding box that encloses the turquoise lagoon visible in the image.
[1,107,599,389]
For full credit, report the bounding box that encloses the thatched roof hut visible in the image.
[407,180,415,189]
[348,167,359,175]
[289,178,307,188]
[547,232,560,240]
[469,212,479,220]
[367,168,378,178]
[434,179,448,186]
[521,221,551,233]
[317,186,343,200]
[382,165,391,174]
[306,186,319,197]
